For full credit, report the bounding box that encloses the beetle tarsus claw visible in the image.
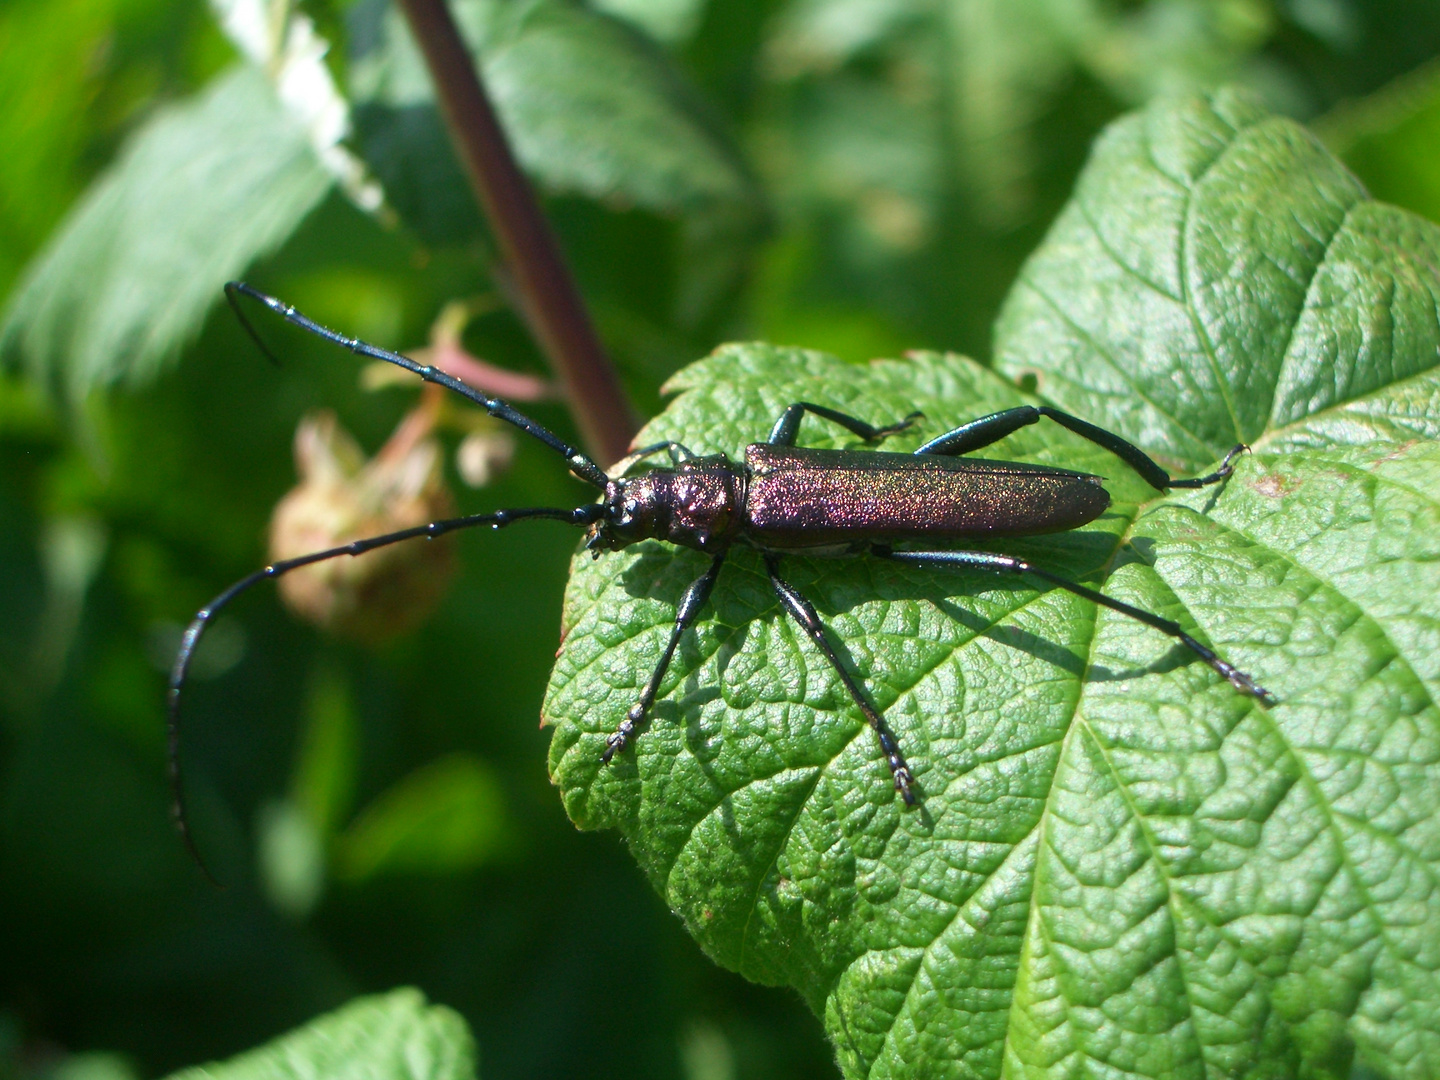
[601,709,643,764]
[894,767,917,806]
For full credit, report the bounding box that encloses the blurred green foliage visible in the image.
[1,1,1439,1078]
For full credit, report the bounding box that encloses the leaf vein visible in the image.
[997,591,1104,1074]
[1021,278,1215,456]
[1156,503,1440,716]
[1177,149,1243,444]
[1074,197,1182,303]
[1078,711,1214,1076]
[1265,200,1363,432]
[737,767,825,972]
[868,820,1046,1078]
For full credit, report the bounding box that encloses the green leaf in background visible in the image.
[0,65,332,401]
[591,0,710,45]
[545,91,1440,1079]
[751,0,1440,366]
[0,0,126,297]
[292,663,360,841]
[766,0,1274,238]
[1319,57,1440,228]
[349,0,762,299]
[164,988,478,1080]
[334,753,508,882]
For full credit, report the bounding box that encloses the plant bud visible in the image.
[455,427,516,487]
[269,411,456,644]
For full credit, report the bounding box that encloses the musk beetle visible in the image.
[168,282,1274,869]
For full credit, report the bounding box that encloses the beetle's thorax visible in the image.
[587,455,745,554]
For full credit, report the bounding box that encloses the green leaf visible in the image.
[545,91,1440,1079]
[590,0,709,44]
[767,0,1277,231]
[333,754,508,882]
[0,0,123,297]
[1318,58,1440,228]
[293,664,360,842]
[164,988,478,1080]
[348,0,760,246]
[994,90,1440,461]
[257,798,326,920]
[0,65,332,399]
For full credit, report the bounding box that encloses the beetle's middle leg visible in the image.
[871,545,1274,703]
[914,405,1246,491]
[768,402,922,447]
[602,551,727,764]
[765,554,916,804]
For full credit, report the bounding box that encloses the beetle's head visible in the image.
[583,476,657,556]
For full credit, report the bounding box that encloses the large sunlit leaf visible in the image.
[545,91,1440,1079]
[994,90,1440,463]
[0,65,333,400]
[165,989,477,1080]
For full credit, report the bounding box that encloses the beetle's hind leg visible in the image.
[602,552,727,764]
[765,555,916,804]
[914,405,1247,491]
[1165,441,1248,488]
[768,402,922,448]
[872,546,1274,704]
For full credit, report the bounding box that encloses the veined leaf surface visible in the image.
[545,91,1440,1080]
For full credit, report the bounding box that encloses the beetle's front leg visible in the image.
[602,551,728,763]
[609,440,698,476]
[765,555,916,805]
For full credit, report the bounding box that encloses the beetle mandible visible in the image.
[168,283,1274,868]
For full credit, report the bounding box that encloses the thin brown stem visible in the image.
[394,0,636,466]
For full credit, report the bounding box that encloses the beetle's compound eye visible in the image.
[605,478,641,526]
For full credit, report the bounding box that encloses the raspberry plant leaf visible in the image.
[545,91,1440,1078]
[349,0,760,250]
[165,989,477,1080]
[0,66,332,400]
[993,89,1440,462]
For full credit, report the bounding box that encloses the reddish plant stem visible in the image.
[394,0,636,466]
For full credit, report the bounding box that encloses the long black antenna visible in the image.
[225,282,612,490]
[169,504,604,882]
